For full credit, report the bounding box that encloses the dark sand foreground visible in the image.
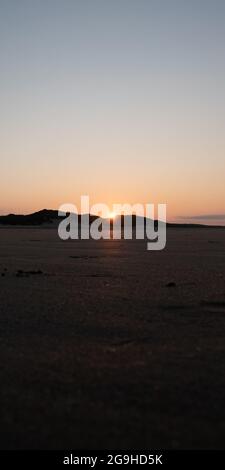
[0,227,225,449]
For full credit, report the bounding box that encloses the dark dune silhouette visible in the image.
[0,209,223,228]
[0,210,101,226]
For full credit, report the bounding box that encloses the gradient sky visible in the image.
[1,0,225,224]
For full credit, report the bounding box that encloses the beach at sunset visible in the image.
[1,0,225,461]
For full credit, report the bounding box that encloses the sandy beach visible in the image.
[0,226,225,449]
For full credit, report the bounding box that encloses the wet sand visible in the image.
[0,227,225,449]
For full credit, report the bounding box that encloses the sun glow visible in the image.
[109,211,116,219]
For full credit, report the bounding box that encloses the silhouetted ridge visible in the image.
[0,209,59,225]
[0,210,224,228]
[0,210,99,226]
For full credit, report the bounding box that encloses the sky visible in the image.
[0,0,225,224]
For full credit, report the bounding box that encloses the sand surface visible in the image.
[0,227,225,449]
